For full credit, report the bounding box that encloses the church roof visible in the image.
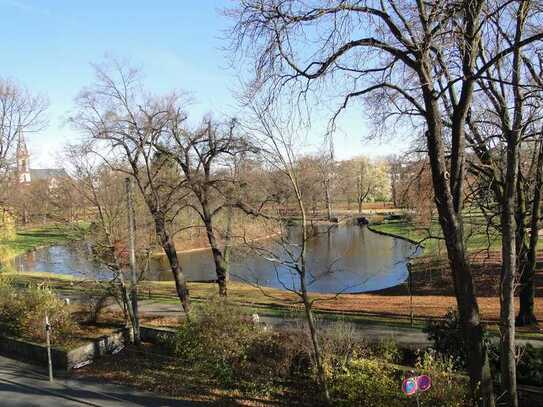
[29,168,68,181]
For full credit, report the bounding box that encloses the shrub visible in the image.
[373,337,402,364]
[321,320,361,372]
[424,310,501,376]
[413,349,471,406]
[172,301,472,405]
[0,278,76,345]
[330,353,470,407]
[369,214,385,225]
[330,358,400,406]
[174,299,311,388]
[423,310,469,369]
[0,212,16,240]
[0,247,16,272]
[517,344,543,387]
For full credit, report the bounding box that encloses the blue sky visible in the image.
[0,0,406,168]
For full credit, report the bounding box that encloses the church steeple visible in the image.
[16,131,31,184]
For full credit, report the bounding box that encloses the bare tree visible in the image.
[64,143,142,342]
[514,56,543,327]
[242,103,331,403]
[154,118,251,296]
[458,4,541,403]
[72,59,192,312]
[317,144,335,221]
[355,157,374,214]
[387,155,402,208]
[0,78,47,202]
[228,2,543,404]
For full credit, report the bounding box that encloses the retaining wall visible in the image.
[0,328,130,371]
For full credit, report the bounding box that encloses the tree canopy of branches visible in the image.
[0,78,47,202]
[72,60,192,312]
[155,118,251,296]
[228,1,543,405]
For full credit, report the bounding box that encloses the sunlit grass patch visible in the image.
[0,223,87,266]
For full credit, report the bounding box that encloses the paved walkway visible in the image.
[0,355,201,407]
[137,300,432,347]
[135,299,543,348]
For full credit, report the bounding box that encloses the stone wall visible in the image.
[0,328,130,371]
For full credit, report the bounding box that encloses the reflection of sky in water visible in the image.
[14,244,113,280]
[13,226,419,294]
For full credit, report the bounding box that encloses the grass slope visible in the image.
[0,223,86,267]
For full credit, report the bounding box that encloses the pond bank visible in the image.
[154,230,282,256]
[0,224,85,267]
[15,225,416,294]
[367,224,423,247]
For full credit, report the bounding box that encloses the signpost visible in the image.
[44,313,53,382]
[407,261,414,327]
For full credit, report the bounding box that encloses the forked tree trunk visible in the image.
[200,191,228,296]
[204,217,228,297]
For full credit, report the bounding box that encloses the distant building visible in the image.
[16,133,67,188]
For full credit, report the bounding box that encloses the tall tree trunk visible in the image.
[125,178,140,345]
[203,215,228,297]
[420,2,495,397]
[223,202,233,282]
[357,175,362,214]
[515,168,528,284]
[424,104,495,406]
[500,4,530,404]
[153,214,190,313]
[199,190,228,296]
[298,193,330,404]
[391,177,397,207]
[301,284,330,403]
[324,178,332,221]
[517,139,542,326]
[500,131,520,407]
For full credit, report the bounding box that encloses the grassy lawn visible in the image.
[9,272,543,339]
[370,215,501,256]
[0,223,86,266]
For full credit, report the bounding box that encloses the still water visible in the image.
[13,225,419,294]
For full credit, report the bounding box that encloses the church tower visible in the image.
[16,132,31,184]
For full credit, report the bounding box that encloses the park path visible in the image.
[134,299,543,349]
[0,354,200,407]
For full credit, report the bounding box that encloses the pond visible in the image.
[12,225,419,294]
